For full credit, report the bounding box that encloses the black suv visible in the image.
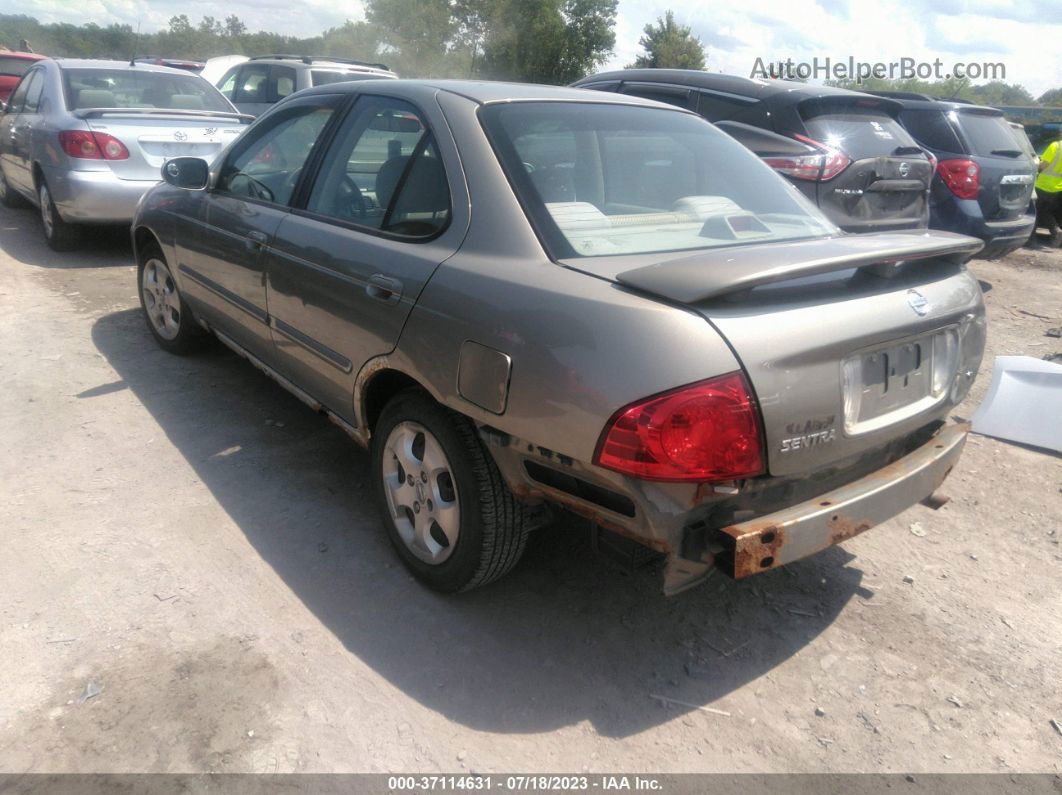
[868,92,1036,257]
[572,70,933,234]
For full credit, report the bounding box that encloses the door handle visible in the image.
[246,230,269,250]
[366,273,403,304]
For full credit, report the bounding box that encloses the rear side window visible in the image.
[898,109,963,152]
[696,91,758,122]
[800,103,918,157]
[958,111,1023,157]
[311,70,384,87]
[306,97,450,238]
[22,70,44,113]
[619,83,694,110]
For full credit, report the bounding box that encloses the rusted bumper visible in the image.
[716,422,969,579]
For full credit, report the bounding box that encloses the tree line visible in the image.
[1,7,1058,105]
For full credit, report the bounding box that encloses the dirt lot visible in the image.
[0,201,1060,775]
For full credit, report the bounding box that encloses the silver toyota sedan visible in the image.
[131,80,986,595]
[0,59,249,250]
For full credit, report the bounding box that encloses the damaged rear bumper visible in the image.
[713,421,968,580]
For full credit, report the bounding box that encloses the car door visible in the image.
[1,69,41,195]
[263,95,463,423]
[174,93,344,361]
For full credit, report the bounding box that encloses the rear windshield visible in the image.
[798,104,917,157]
[0,57,35,78]
[62,68,232,112]
[801,104,919,157]
[481,102,835,259]
[311,69,385,87]
[959,111,1023,157]
[1008,124,1037,159]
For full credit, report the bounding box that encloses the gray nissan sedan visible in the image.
[131,80,986,595]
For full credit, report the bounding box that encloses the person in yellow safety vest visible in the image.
[1034,129,1062,248]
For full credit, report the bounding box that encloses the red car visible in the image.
[0,51,46,105]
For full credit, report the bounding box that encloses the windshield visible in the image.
[63,68,233,112]
[801,104,920,157]
[481,102,835,259]
[0,57,35,78]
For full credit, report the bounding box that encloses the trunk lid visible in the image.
[577,230,985,476]
[79,110,246,180]
[797,97,932,232]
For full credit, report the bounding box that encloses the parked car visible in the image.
[132,80,985,594]
[867,92,1036,258]
[215,55,395,117]
[0,50,46,105]
[0,59,250,250]
[572,70,933,234]
[200,55,249,86]
[1008,121,1039,220]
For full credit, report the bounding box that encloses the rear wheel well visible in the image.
[362,369,424,435]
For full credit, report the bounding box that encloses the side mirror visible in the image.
[161,157,210,190]
[714,120,818,158]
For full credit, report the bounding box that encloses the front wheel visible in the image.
[38,180,80,251]
[372,390,535,592]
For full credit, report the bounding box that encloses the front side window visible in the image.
[217,67,239,101]
[306,97,450,238]
[217,100,337,205]
[482,102,834,259]
[62,68,232,112]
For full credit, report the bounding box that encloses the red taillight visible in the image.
[936,158,980,200]
[58,130,129,160]
[594,372,764,482]
[763,134,851,181]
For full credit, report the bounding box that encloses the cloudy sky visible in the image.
[14,0,1061,97]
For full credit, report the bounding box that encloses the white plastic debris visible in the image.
[971,356,1062,454]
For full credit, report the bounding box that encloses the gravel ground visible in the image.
[0,201,1059,774]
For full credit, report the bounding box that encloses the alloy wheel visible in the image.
[141,258,182,340]
[382,421,461,565]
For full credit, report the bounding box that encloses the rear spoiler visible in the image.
[615,231,984,303]
[73,108,255,123]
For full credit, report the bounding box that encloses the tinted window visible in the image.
[620,83,693,110]
[0,57,35,78]
[22,70,44,113]
[898,109,963,152]
[306,98,450,237]
[273,65,297,100]
[958,111,1023,156]
[482,102,835,259]
[1008,124,1037,160]
[800,104,918,157]
[217,101,337,205]
[696,91,758,122]
[63,68,231,112]
[233,64,271,104]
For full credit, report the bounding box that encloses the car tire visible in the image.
[137,244,210,355]
[0,169,27,208]
[37,179,80,251]
[372,389,535,592]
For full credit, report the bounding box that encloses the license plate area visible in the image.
[842,329,956,435]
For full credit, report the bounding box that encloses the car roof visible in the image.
[0,51,46,61]
[54,59,202,76]
[246,56,391,73]
[863,91,1005,115]
[573,69,878,102]
[298,78,688,109]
